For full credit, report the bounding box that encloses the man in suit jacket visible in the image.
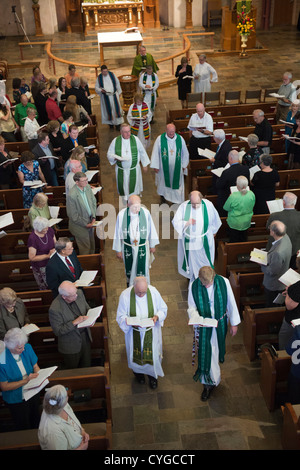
[49,280,92,369]
[61,125,88,162]
[66,172,97,255]
[215,150,250,216]
[261,221,292,307]
[266,192,300,269]
[32,132,60,186]
[65,76,91,115]
[46,237,83,299]
[211,129,232,194]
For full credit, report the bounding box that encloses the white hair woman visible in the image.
[193,53,218,94]
[223,175,255,242]
[0,328,40,430]
[38,384,90,450]
[28,192,51,227]
[242,133,263,168]
[27,216,57,290]
[0,288,31,340]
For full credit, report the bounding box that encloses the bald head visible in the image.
[166,123,176,139]
[228,150,240,164]
[189,190,203,209]
[196,103,205,117]
[133,276,148,297]
[58,281,78,302]
[283,192,297,208]
[269,220,286,239]
[128,195,141,214]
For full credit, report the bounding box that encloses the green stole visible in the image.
[115,135,138,196]
[122,207,147,279]
[182,200,214,274]
[130,286,154,365]
[160,133,182,190]
[142,72,156,109]
[191,276,228,384]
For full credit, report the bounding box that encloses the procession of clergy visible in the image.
[95,45,242,402]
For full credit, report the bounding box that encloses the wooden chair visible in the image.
[186,92,202,108]
[263,87,278,102]
[207,0,222,27]
[203,91,222,106]
[244,89,262,103]
[281,403,300,450]
[224,90,242,105]
[260,348,291,411]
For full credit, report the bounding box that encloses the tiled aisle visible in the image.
[2,24,300,450]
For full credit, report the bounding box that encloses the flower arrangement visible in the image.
[237,12,255,36]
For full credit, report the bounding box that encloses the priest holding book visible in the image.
[116,276,167,389]
[187,266,240,401]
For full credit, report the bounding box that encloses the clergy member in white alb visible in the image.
[116,276,168,389]
[150,123,189,204]
[113,195,159,287]
[193,54,218,94]
[107,123,150,202]
[139,65,159,116]
[187,266,240,401]
[95,64,124,130]
[172,190,221,282]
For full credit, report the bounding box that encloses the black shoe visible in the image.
[201,385,215,401]
[134,373,145,384]
[148,376,158,389]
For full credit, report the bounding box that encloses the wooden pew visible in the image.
[0,253,105,292]
[0,420,112,450]
[260,348,291,411]
[217,214,269,241]
[242,305,285,361]
[281,403,300,450]
[28,318,109,369]
[229,270,265,312]
[215,239,267,277]
[0,206,69,232]
[48,363,112,421]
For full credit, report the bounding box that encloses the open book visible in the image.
[249,164,261,180]
[266,199,284,214]
[113,153,131,162]
[78,124,88,134]
[75,270,98,287]
[0,212,14,230]
[48,218,63,227]
[77,305,103,328]
[182,75,194,80]
[238,136,248,142]
[269,93,285,99]
[23,180,47,189]
[211,163,230,178]
[23,366,57,401]
[278,268,300,287]
[230,185,250,193]
[124,27,140,33]
[38,155,59,160]
[21,323,39,335]
[91,186,102,195]
[188,308,218,327]
[0,157,19,167]
[88,94,96,100]
[126,317,155,328]
[291,318,300,328]
[49,206,60,219]
[250,248,268,265]
[197,148,215,159]
[85,170,99,181]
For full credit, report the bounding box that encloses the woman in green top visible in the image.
[28,192,51,228]
[223,175,255,243]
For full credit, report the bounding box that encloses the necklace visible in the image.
[37,232,48,245]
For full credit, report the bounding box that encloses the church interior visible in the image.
[0,0,300,452]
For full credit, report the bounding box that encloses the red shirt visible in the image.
[46,97,62,121]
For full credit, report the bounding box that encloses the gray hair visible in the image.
[247,133,259,146]
[270,220,286,237]
[32,192,48,207]
[32,216,49,233]
[261,154,272,167]
[4,328,28,351]
[58,280,77,297]
[71,77,80,88]
[213,129,225,141]
[133,276,148,287]
[0,288,17,306]
[236,175,249,194]
[73,171,86,182]
[283,192,297,207]
[55,237,71,253]
[43,385,68,415]
[283,72,292,80]
[253,109,264,117]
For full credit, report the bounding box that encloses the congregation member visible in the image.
[24,107,40,149]
[63,95,92,127]
[57,76,67,106]
[66,171,97,255]
[251,154,280,214]
[0,98,18,142]
[242,133,263,168]
[286,317,300,405]
[139,65,159,117]
[175,56,193,109]
[215,150,250,217]
[65,77,91,115]
[0,288,30,340]
[46,89,63,123]
[0,136,18,189]
[113,195,159,287]
[28,192,51,227]
[260,221,292,307]
[38,384,90,450]
[14,94,38,142]
[127,92,152,149]
[27,216,56,290]
[64,145,87,179]
[252,109,273,154]
[61,124,88,162]
[285,110,300,169]
[47,119,65,155]
[107,123,150,202]
[116,276,167,390]
[280,280,300,353]
[187,103,214,159]
[266,191,300,269]
[79,76,92,115]
[275,72,297,123]
[32,132,60,186]
[0,328,40,430]
[17,151,46,209]
[46,237,83,299]
[60,111,74,139]
[223,175,256,243]
[283,99,300,153]
[193,53,218,94]
[210,129,232,170]
[34,82,49,126]
[150,122,189,204]
[172,190,221,283]
[65,64,79,89]
[65,159,83,196]
[48,281,92,369]
[131,45,159,77]
[187,266,240,401]
[95,64,124,131]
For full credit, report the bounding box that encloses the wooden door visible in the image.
[273,0,294,26]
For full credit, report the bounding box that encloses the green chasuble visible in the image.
[130,286,154,365]
[131,53,159,77]
[191,276,228,385]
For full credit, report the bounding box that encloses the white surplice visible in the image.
[193,62,218,93]
[117,284,168,378]
[107,135,150,200]
[150,133,189,204]
[113,207,159,286]
[188,277,240,386]
[172,199,222,281]
[139,72,159,112]
[95,73,124,126]
[127,103,152,149]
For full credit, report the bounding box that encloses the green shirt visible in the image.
[14,103,38,127]
[223,190,255,231]
[77,186,92,217]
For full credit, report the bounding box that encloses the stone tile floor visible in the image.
[1,24,300,450]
